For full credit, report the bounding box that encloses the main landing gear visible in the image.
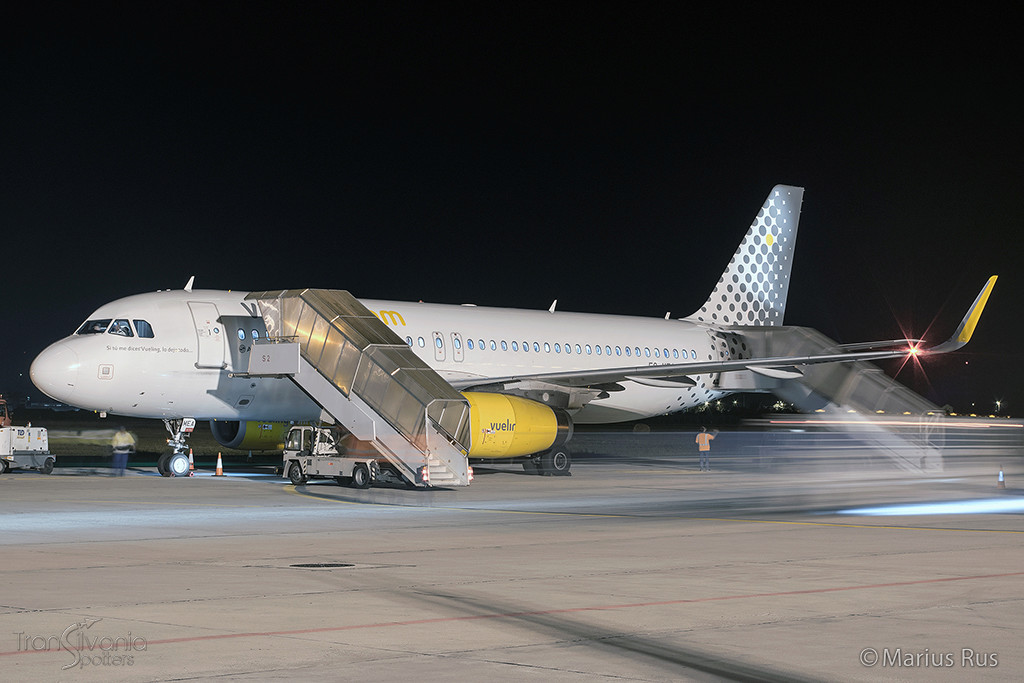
[522,448,572,476]
[158,418,196,477]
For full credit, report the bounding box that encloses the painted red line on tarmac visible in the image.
[6,570,1024,657]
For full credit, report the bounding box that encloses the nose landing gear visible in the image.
[159,418,196,477]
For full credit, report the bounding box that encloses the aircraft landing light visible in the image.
[839,498,1024,516]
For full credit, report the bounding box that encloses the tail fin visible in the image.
[689,184,804,326]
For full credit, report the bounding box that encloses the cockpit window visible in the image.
[77,319,112,335]
[108,319,134,337]
[134,320,154,338]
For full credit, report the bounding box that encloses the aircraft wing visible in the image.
[449,276,997,392]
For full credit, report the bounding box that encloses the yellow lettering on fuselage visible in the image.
[376,310,406,326]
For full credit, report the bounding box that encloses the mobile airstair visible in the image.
[752,326,946,472]
[244,289,472,487]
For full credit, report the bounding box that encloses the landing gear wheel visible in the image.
[351,463,372,489]
[539,450,571,476]
[40,458,55,475]
[157,453,172,477]
[288,462,305,486]
[168,452,191,477]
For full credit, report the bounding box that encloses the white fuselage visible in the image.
[31,289,727,423]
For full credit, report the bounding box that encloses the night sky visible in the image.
[3,5,1020,415]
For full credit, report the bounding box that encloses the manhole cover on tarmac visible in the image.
[290,563,355,568]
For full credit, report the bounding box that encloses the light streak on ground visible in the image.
[839,498,1024,516]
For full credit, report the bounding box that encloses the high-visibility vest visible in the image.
[696,432,714,451]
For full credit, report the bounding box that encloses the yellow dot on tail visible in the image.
[766,233,774,246]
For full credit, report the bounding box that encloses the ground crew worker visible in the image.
[695,426,716,471]
[112,426,136,476]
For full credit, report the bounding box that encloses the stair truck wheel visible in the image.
[351,462,372,489]
[288,462,305,485]
[40,457,55,475]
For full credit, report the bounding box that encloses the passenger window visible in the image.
[251,329,260,339]
[237,329,246,341]
[406,336,413,346]
[673,349,679,359]
[108,319,134,337]
[533,342,540,352]
[616,346,622,356]
[417,337,425,347]
[467,339,474,350]
[501,341,508,351]
[605,345,611,356]
[654,348,660,358]
[489,340,496,350]
[565,344,571,355]
[554,343,561,353]
[585,344,592,355]
[479,339,485,350]
[645,348,651,358]
[511,341,518,351]
[595,345,602,355]
[625,346,631,357]
[575,344,582,354]
[543,342,550,352]
[77,319,112,335]
[134,320,155,338]
[454,337,462,350]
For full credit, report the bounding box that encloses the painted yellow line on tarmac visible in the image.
[52,499,264,508]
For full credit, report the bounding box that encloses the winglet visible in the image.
[927,275,997,354]
[184,275,195,292]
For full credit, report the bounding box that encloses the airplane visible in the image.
[30,185,997,479]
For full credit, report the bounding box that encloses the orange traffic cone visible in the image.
[188,449,195,476]
[215,452,224,476]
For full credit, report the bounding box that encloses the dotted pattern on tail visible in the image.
[694,185,804,326]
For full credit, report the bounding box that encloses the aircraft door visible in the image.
[188,302,226,369]
[451,333,464,362]
[432,331,445,362]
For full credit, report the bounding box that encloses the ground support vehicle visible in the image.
[1,426,54,474]
[282,425,379,488]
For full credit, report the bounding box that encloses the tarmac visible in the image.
[1,435,1022,681]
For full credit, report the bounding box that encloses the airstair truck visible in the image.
[283,424,379,488]
[1,426,54,474]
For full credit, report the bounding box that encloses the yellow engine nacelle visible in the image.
[463,392,572,459]
[210,420,291,451]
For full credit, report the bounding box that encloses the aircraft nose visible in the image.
[30,342,80,403]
